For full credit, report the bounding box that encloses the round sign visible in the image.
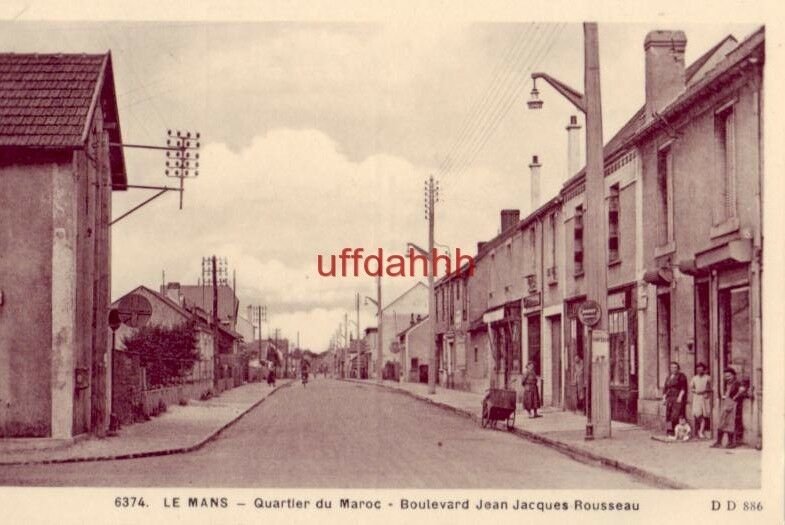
[577,300,602,327]
[108,308,122,331]
[117,293,153,328]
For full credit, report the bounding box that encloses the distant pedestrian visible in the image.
[712,368,747,449]
[522,362,541,418]
[690,363,712,439]
[572,356,585,412]
[267,368,276,387]
[662,362,687,436]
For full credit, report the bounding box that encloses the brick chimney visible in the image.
[644,30,687,123]
[529,155,541,211]
[500,209,520,232]
[566,115,581,179]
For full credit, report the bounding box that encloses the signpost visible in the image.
[577,299,610,439]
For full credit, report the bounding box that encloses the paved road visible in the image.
[0,379,646,487]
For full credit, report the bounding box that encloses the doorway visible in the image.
[548,315,562,406]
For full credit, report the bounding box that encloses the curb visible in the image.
[0,381,293,467]
[346,379,690,489]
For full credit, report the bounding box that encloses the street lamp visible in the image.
[527,22,609,440]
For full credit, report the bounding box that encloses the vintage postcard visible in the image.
[0,1,782,523]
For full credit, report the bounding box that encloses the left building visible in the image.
[0,53,127,438]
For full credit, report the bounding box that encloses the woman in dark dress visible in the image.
[522,362,541,418]
[662,361,688,435]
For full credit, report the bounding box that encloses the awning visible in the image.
[678,238,753,276]
[643,267,673,286]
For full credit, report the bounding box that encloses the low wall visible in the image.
[141,380,213,415]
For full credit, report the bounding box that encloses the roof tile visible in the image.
[0,53,105,148]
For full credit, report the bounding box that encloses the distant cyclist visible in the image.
[301,360,310,386]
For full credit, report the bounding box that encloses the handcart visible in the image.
[481,388,517,430]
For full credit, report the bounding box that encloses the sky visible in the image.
[0,17,759,351]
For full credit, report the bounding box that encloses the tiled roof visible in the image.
[179,285,240,325]
[0,53,106,147]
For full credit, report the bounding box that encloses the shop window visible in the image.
[609,309,629,386]
[527,315,541,375]
[715,104,737,225]
[608,184,620,264]
[573,205,584,276]
[720,286,750,380]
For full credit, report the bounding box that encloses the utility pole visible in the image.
[344,312,349,378]
[211,255,219,384]
[376,275,383,384]
[355,292,360,377]
[582,23,609,440]
[527,23,609,439]
[425,175,439,394]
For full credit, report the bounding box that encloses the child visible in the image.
[674,416,692,441]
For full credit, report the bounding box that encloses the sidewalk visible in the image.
[0,380,291,466]
[348,378,760,489]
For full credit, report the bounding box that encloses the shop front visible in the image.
[564,297,586,413]
[482,301,522,390]
[679,238,761,447]
[607,286,639,423]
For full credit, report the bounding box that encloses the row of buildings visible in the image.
[389,27,764,446]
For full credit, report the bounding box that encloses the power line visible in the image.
[445,24,565,181]
[436,24,535,176]
[437,24,552,179]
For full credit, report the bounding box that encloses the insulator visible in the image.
[196,142,200,148]
[167,129,172,136]
[186,132,191,138]
[165,169,169,176]
[166,151,170,157]
[177,130,182,137]
[194,171,199,176]
[185,152,190,158]
[186,141,191,148]
[167,139,171,146]
[195,153,200,159]
[196,132,201,139]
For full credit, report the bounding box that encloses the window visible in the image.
[656,146,674,247]
[608,184,620,263]
[529,226,536,270]
[573,205,584,276]
[474,347,478,363]
[549,212,557,268]
[715,105,737,225]
[462,279,468,321]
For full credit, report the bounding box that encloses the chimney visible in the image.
[165,282,181,305]
[644,30,687,123]
[529,155,541,211]
[500,209,520,232]
[477,241,487,253]
[566,115,581,179]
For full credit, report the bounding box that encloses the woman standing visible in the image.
[522,362,542,418]
[662,361,688,436]
[690,363,712,439]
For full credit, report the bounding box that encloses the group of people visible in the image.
[662,361,748,448]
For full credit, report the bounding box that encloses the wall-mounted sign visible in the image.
[523,293,541,309]
[578,300,601,327]
[591,329,609,360]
